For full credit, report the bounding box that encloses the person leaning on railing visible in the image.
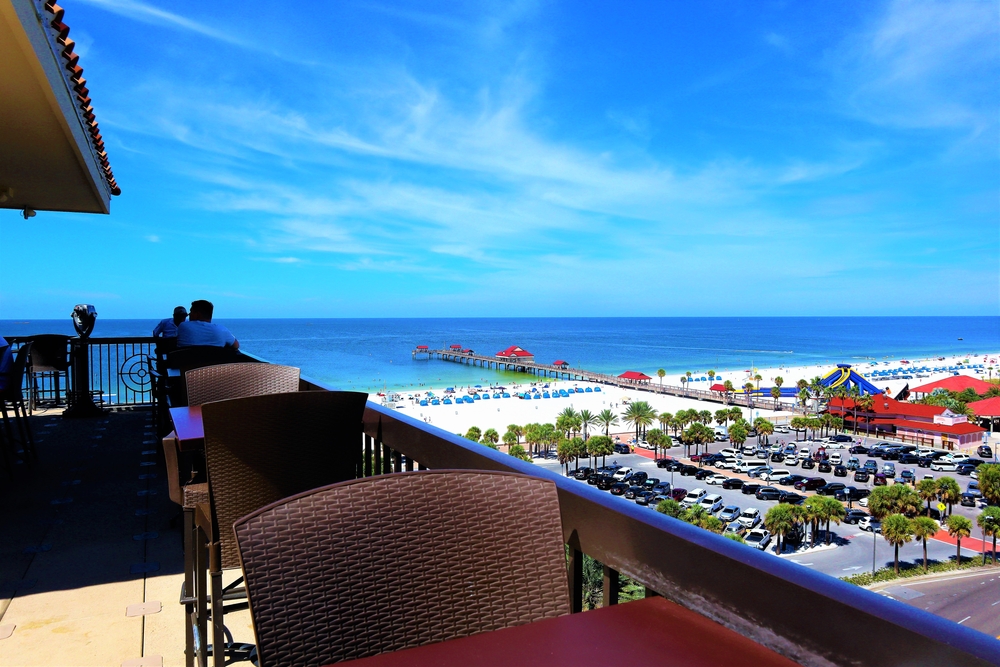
[0,337,13,390]
[176,300,239,350]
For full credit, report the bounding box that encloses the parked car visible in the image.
[655,457,676,469]
[978,444,993,458]
[844,509,868,524]
[741,483,761,496]
[682,488,708,506]
[845,457,860,470]
[747,466,770,479]
[718,505,742,523]
[722,478,745,490]
[613,443,631,454]
[817,482,847,496]
[612,467,633,481]
[670,488,688,501]
[705,474,729,486]
[770,452,785,463]
[694,469,713,480]
[626,471,649,485]
[572,467,592,479]
[745,528,772,550]
[829,434,852,443]
[738,507,761,528]
[881,463,896,478]
[818,461,832,473]
[779,474,807,487]
[899,470,915,484]
[623,485,645,499]
[779,491,806,505]
[833,465,848,477]
[794,477,826,491]
[597,476,617,491]
[873,473,888,486]
[931,461,958,472]
[834,486,870,502]
[699,494,724,514]
[610,482,630,496]
[853,471,870,483]
[956,463,977,476]
[849,445,868,455]
[755,486,781,501]
[858,515,881,533]
[800,458,816,470]
[725,521,748,538]
[651,483,671,495]
[863,460,879,473]
[898,453,919,464]
[679,465,699,476]
[960,492,980,508]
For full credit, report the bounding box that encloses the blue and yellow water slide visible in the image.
[818,364,883,396]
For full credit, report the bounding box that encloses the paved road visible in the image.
[878,569,1000,638]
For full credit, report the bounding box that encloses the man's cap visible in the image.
[174,306,188,316]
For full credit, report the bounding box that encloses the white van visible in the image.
[715,457,740,470]
[682,488,708,506]
[829,453,842,465]
[759,468,791,482]
[718,448,740,459]
[737,459,769,474]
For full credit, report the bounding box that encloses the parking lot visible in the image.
[536,435,990,579]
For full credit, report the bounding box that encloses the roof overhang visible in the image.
[0,0,118,214]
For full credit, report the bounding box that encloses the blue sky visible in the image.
[1,0,997,318]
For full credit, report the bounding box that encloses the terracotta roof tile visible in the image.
[44,2,120,196]
[911,375,994,394]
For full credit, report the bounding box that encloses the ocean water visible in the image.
[2,317,997,393]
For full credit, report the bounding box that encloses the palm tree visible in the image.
[945,515,972,565]
[627,401,656,441]
[911,516,939,572]
[646,429,667,458]
[680,376,688,395]
[658,412,673,433]
[587,435,614,467]
[820,496,846,545]
[508,444,531,461]
[506,424,523,444]
[557,438,573,474]
[770,386,781,409]
[596,409,619,437]
[855,394,875,435]
[715,409,729,430]
[977,506,1000,565]
[797,388,810,409]
[774,376,784,392]
[882,514,913,574]
[722,380,735,404]
[578,409,599,441]
[755,419,774,445]
[937,477,962,516]
[979,464,1000,507]
[916,478,938,514]
[754,373,762,390]
[707,370,716,384]
[502,429,518,448]
[803,496,825,548]
[728,407,743,424]
[465,426,482,442]
[657,368,666,386]
[686,371,693,389]
[481,428,499,446]
[764,504,798,554]
[743,382,755,407]
[727,422,748,449]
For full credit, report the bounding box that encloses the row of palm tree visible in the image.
[787,414,844,440]
[762,496,846,553]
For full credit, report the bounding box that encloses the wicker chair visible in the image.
[192,390,368,667]
[165,362,300,667]
[0,343,37,463]
[232,470,571,667]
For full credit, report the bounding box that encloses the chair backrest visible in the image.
[186,363,300,406]
[1,343,32,399]
[201,390,368,569]
[26,334,70,372]
[233,470,571,667]
[166,345,241,372]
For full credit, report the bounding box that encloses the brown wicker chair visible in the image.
[233,470,571,667]
[168,362,299,667]
[192,390,368,667]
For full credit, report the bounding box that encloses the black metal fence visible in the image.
[5,335,157,409]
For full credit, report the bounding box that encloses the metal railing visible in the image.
[5,335,157,408]
[297,371,999,667]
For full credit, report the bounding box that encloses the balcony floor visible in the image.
[0,407,253,667]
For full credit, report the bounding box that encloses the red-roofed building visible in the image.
[828,396,985,449]
[910,375,993,398]
[496,346,534,363]
[619,371,653,384]
[969,395,1000,433]
[553,360,569,369]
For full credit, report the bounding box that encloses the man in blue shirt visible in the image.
[153,306,188,338]
[176,300,239,350]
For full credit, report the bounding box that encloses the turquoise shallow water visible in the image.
[2,317,997,393]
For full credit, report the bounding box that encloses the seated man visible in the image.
[176,300,239,350]
[153,306,187,339]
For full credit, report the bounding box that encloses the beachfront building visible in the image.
[969,396,1000,433]
[553,360,570,370]
[909,374,994,400]
[495,345,535,363]
[618,370,653,385]
[827,396,985,449]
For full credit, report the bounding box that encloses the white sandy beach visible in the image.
[389,352,999,436]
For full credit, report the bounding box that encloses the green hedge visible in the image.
[842,555,996,587]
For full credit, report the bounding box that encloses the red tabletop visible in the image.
[168,405,204,451]
[329,597,799,667]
